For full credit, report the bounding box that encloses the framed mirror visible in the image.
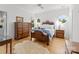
[0,11,7,40]
[16,16,23,22]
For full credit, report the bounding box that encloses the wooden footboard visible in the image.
[31,31,49,45]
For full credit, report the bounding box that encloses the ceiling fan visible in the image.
[37,4,44,9]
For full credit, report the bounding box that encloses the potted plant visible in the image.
[58,18,67,30]
[37,18,40,23]
[59,19,66,23]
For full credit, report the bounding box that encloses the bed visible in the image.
[31,21,55,45]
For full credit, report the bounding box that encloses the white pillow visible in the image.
[41,24,54,29]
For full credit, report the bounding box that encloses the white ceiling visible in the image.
[0,4,71,14]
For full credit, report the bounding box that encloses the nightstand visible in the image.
[56,30,64,39]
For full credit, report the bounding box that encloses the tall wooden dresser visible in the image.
[15,22,31,40]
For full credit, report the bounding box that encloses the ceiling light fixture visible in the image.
[37,4,44,9]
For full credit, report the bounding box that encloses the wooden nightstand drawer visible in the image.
[56,30,64,33]
[56,34,64,38]
[56,30,64,39]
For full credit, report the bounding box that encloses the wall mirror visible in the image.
[16,16,23,22]
[0,11,7,40]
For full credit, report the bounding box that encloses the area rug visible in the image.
[13,40,49,54]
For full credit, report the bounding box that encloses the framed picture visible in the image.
[16,16,23,22]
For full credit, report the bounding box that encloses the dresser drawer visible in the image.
[23,33,29,37]
[18,34,23,39]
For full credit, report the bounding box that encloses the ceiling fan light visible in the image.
[37,4,42,6]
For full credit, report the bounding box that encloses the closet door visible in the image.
[0,11,7,40]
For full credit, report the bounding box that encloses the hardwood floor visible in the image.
[47,38,65,54]
[0,36,66,54]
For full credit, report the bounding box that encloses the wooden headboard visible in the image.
[42,20,54,25]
